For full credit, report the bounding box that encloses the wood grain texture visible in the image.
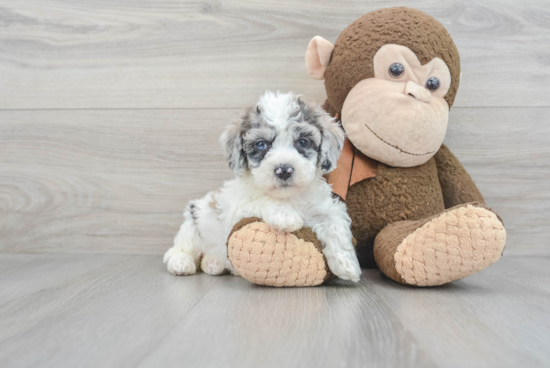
[0,254,548,368]
[0,254,220,368]
[446,107,550,255]
[1,107,548,255]
[0,109,235,254]
[0,0,549,109]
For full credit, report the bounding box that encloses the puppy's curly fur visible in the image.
[163,91,361,282]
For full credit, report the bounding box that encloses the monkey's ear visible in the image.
[305,36,334,80]
[219,114,248,176]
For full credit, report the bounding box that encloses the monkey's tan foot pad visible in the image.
[392,204,506,286]
[227,217,333,287]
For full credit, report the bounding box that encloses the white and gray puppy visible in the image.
[163,91,361,282]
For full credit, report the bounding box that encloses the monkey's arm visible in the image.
[434,144,485,208]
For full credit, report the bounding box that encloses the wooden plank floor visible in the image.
[0,254,549,368]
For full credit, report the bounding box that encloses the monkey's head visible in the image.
[305,7,460,167]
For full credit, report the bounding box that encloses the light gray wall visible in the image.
[1,0,549,256]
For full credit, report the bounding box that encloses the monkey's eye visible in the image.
[389,63,404,78]
[426,77,440,91]
[256,141,267,151]
[296,138,310,148]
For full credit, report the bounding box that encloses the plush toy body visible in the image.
[227,217,335,287]
[345,147,505,285]
[228,7,506,287]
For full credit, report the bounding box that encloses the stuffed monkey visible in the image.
[227,7,506,287]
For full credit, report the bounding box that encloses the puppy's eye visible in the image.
[389,63,404,78]
[256,141,267,151]
[296,138,309,148]
[426,77,440,91]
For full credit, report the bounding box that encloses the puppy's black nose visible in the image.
[274,165,294,180]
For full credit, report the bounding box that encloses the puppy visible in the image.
[163,91,361,282]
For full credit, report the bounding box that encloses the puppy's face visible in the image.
[220,91,345,198]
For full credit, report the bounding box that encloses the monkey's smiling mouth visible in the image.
[364,123,435,156]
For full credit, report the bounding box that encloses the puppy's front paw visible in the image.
[201,253,226,276]
[166,253,197,276]
[267,211,303,233]
[325,248,361,283]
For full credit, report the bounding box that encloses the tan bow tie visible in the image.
[327,137,378,200]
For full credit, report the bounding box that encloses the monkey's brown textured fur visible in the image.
[228,7,505,286]
[434,145,485,208]
[324,7,460,114]
[319,8,494,271]
[347,145,486,267]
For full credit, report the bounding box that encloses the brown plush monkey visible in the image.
[227,7,506,287]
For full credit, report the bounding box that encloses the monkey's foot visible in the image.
[226,217,333,287]
[375,203,507,286]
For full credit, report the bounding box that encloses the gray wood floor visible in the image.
[1,0,550,367]
[0,254,549,368]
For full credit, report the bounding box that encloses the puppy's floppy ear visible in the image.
[220,112,248,176]
[317,108,345,174]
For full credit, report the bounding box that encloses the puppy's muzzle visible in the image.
[274,165,294,181]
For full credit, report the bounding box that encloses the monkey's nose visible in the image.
[405,81,432,103]
[275,165,294,180]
